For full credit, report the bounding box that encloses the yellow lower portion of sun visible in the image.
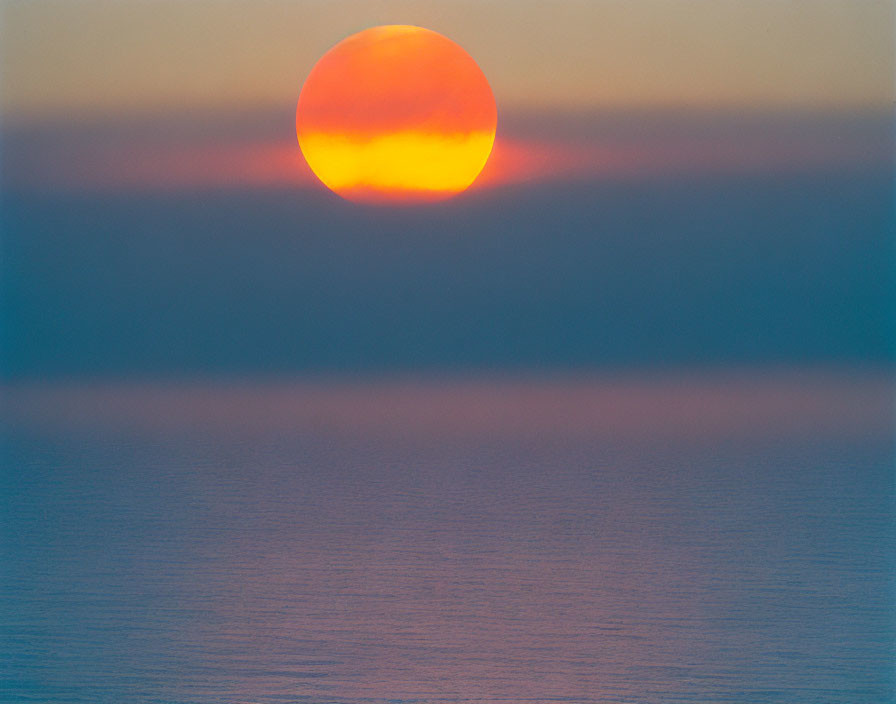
[299,130,495,201]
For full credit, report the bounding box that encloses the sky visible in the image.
[2,0,893,120]
[0,0,893,379]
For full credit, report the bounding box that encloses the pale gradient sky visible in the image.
[1,0,893,122]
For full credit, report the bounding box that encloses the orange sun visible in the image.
[296,25,497,204]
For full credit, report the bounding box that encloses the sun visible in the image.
[296,25,497,204]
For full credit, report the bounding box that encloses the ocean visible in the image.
[2,372,893,703]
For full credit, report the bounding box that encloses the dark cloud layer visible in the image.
[2,160,892,377]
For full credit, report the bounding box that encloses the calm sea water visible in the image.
[2,373,893,703]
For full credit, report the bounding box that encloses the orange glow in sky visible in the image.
[296,25,497,204]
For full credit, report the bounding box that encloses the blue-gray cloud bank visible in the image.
[1,115,893,378]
